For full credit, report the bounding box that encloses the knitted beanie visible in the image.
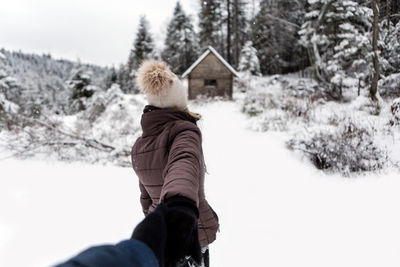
[136,59,188,109]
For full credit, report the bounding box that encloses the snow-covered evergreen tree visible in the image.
[299,0,373,96]
[222,0,250,66]
[198,0,223,51]
[0,58,20,120]
[378,20,400,98]
[251,1,272,74]
[122,16,154,93]
[236,0,251,60]
[125,15,154,74]
[238,41,261,76]
[116,64,128,93]
[132,16,154,67]
[131,16,154,68]
[380,20,400,76]
[162,1,199,75]
[105,66,118,89]
[68,68,99,113]
[0,68,21,106]
[252,0,306,74]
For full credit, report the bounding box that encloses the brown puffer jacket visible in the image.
[131,105,219,247]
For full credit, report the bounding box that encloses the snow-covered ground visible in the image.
[1,100,400,267]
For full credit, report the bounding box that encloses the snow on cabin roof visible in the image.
[181,46,240,78]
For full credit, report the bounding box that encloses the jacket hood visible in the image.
[141,105,198,136]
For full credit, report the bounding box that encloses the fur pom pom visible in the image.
[136,59,175,96]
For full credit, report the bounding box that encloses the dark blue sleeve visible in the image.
[54,239,159,267]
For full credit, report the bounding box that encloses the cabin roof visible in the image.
[181,46,239,78]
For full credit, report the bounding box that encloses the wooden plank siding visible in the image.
[188,53,233,100]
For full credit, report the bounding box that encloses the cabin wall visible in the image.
[188,53,233,99]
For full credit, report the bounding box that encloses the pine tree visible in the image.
[251,1,272,74]
[380,20,400,76]
[199,0,223,51]
[162,1,199,75]
[299,0,373,97]
[132,16,154,68]
[252,0,306,75]
[223,0,249,67]
[122,16,154,93]
[238,41,261,76]
[68,68,98,113]
[0,68,21,108]
[105,66,118,89]
[379,0,400,26]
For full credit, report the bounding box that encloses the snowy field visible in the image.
[1,100,400,267]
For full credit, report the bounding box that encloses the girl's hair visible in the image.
[184,107,202,120]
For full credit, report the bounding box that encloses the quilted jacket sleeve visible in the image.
[161,123,202,206]
[139,181,152,215]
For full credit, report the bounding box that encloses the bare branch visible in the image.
[265,14,301,29]
[16,114,117,152]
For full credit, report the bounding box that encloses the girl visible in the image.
[131,59,219,267]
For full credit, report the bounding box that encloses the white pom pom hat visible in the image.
[136,59,188,109]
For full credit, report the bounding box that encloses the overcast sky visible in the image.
[0,0,198,67]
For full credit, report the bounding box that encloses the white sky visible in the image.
[0,0,199,67]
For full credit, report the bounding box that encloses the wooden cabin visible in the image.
[181,46,239,100]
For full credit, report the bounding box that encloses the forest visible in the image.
[121,0,400,99]
[1,0,400,175]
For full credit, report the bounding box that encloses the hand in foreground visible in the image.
[164,196,202,267]
[132,195,201,267]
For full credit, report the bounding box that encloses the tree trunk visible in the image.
[392,0,399,24]
[309,0,334,82]
[233,0,239,68]
[272,1,280,74]
[371,0,380,102]
[227,0,232,64]
[387,0,391,30]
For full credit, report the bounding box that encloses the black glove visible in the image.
[131,204,168,267]
[164,196,202,267]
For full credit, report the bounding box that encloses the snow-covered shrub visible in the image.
[283,78,331,103]
[349,95,382,116]
[251,109,290,132]
[285,79,319,98]
[287,118,388,176]
[241,93,272,117]
[80,85,123,123]
[81,84,143,146]
[242,93,312,131]
[241,76,319,132]
[52,84,144,165]
[0,83,144,166]
[280,97,312,118]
